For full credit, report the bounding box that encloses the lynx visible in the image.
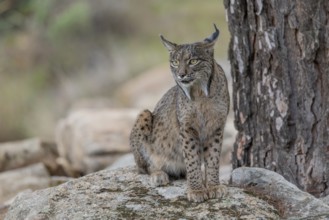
[130,25,229,202]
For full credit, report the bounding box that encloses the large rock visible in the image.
[56,108,139,174]
[0,163,50,204]
[0,163,72,204]
[5,166,280,220]
[231,167,329,219]
[0,138,58,172]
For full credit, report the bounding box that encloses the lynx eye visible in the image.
[189,59,199,65]
[171,60,179,67]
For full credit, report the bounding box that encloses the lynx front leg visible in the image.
[204,127,227,199]
[181,127,208,202]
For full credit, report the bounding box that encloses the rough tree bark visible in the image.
[225,0,329,197]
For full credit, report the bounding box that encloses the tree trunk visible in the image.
[225,0,329,197]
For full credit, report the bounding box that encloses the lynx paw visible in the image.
[187,188,209,202]
[151,171,169,186]
[207,184,228,199]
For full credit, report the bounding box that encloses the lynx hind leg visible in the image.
[130,110,153,174]
[204,127,227,199]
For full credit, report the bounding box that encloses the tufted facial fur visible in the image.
[130,25,229,203]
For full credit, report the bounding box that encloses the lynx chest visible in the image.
[178,95,227,142]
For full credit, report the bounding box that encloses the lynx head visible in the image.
[160,24,220,100]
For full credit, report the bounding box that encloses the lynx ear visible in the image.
[160,35,177,52]
[202,24,220,49]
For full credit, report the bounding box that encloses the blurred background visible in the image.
[0,0,229,142]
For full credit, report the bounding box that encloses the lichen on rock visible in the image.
[5,166,280,220]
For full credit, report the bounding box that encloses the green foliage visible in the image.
[28,0,53,24]
[0,12,24,30]
[0,0,30,32]
[48,1,91,40]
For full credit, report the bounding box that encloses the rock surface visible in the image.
[0,138,58,172]
[5,166,280,220]
[56,108,139,174]
[0,163,50,204]
[231,167,329,219]
[0,163,72,204]
[107,153,135,170]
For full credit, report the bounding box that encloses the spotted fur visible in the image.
[130,25,229,202]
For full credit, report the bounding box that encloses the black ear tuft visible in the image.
[204,24,220,43]
[160,35,177,52]
[201,24,220,53]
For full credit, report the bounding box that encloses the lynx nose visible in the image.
[178,72,187,79]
